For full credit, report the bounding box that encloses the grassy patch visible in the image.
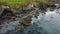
[0,0,48,9]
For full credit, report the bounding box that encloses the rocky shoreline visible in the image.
[0,2,60,26]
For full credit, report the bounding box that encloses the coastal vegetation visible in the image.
[0,0,48,9]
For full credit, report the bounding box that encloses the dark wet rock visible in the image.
[27,15,33,18]
[16,2,39,16]
[3,33,7,34]
[38,27,43,30]
[50,5,56,8]
[35,31,42,34]
[34,15,38,19]
[15,31,24,34]
[15,8,29,17]
[6,30,11,34]
[0,8,16,25]
[10,16,16,21]
[34,11,39,16]
[50,9,54,11]
[7,22,10,24]
[57,6,60,9]
[17,7,35,15]
[14,26,24,34]
[50,4,57,11]
[39,3,50,10]
[27,30,35,34]
[0,25,3,29]
[0,8,15,19]
[59,13,60,15]
[20,10,27,14]
[15,26,24,31]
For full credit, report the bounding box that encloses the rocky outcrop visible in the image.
[0,8,16,24]
[0,8,15,19]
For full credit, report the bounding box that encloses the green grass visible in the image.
[0,0,48,9]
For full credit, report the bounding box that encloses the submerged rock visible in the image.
[15,26,24,32]
[0,8,16,25]
[19,17,32,26]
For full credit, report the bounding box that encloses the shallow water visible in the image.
[38,9,60,34]
[0,9,60,34]
[30,9,60,34]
